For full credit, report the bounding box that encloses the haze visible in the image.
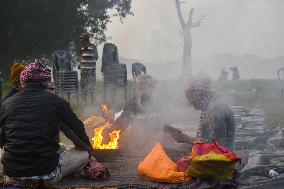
[104,0,284,79]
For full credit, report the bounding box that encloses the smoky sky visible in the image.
[105,0,284,63]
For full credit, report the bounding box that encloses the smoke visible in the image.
[103,0,284,79]
[80,0,284,156]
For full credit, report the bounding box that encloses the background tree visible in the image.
[175,0,205,81]
[0,0,132,80]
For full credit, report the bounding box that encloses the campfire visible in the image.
[92,104,121,150]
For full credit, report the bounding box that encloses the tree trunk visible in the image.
[0,54,13,81]
[180,27,192,81]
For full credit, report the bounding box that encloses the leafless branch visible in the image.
[191,11,207,28]
[175,0,186,30]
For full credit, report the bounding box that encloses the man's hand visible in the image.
[89,151,98,162]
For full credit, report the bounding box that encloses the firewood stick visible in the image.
[164,124,195,144]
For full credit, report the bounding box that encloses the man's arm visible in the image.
[59,122,91,152]
[196,112,209,141]
[207,107,227,146]
[57,99,92,149]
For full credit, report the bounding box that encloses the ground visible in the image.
[1,79,284,188]
[54,105,284,188]
[2,79,284,129]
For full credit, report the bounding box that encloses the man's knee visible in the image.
[51,150,89,183]
[59,149,89,166]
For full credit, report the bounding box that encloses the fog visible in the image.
[102,0,284,79]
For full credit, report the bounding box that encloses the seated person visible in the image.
[2,62,25,102]
[103,74,156,134]
[0,60,95,185]
[165,77,235,150]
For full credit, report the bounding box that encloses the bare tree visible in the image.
[175,0,205,80]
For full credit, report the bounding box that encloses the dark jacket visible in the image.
[1,87,90,152]
[2,88,19,102]
[0,86,92,177]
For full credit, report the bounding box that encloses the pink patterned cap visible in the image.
[20,59,51,89]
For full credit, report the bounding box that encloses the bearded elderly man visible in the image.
[0,60,97,185]
[165,78,236,150]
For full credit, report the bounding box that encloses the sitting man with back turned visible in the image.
[0,60,95,185]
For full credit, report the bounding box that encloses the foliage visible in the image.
[0,0,132,79]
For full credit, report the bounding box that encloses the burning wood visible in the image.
[164,124,195,144]
[91,104,121,150]
[92,125,120,149]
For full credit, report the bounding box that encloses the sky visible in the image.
[105,0,284,63]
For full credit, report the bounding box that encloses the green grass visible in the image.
[215,79,284,128]
[2,79,284,128]
[1,81,12,97]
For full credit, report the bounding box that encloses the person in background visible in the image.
[2,62,25,102]
[103,74,156,133]
[0,60,98,185]
[79,32,98,105]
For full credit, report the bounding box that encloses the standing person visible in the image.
[0,60,96,185]
[230,66,240,81]
[100,74,156,142]
[218,68,228,82]
[79,33,98,105]
[2,62,25,102]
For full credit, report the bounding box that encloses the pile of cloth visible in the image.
[138,142,240,184]
[75,158,110,180]
[138,143,190,183]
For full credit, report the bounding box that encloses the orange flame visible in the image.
[92,124,120,149]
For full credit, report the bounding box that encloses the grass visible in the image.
[215,79,284,128]
[2,79,284,128]
[1,81,12,97]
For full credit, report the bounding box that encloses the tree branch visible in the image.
[186,8,194,26]
[190,11,207,29]
[175,0,186,30]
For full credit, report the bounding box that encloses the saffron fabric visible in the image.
[138,143,191,183]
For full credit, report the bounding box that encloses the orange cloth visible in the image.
[138,143,191,183]
[11,63,25,89]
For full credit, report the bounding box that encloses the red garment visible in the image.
[191,142,240,162]
[76,160,110,180]
[80,43,98,68]
[176,157,191,172]
[177,142,240,172]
